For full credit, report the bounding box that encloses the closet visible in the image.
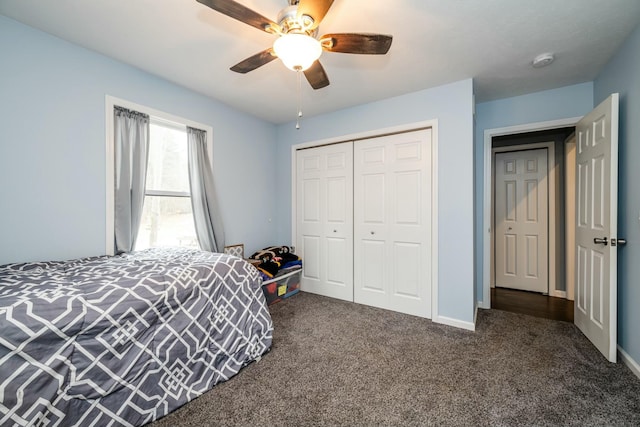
[295,128,433,318]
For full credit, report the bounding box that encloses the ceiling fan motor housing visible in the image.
[278,5,316,35]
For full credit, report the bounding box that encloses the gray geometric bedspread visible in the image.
[0,248,273,426]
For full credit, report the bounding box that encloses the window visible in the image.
[106,96,214,256]
[134,119,199,250]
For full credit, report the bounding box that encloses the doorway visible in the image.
[490,126,575,314]
[481,117,583,309]
[494,147,550,294]
[482,95,620,362]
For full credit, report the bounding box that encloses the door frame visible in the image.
[491,142,554,295]
[290,119,440,321]
[480,117,582,309]
[564,134,577,301]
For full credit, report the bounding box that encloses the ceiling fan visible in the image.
[196,0,393,89]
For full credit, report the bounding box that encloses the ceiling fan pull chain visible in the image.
[296,67,303,130]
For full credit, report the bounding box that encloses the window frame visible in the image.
[105,95,213,256]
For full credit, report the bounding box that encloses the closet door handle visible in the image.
[593,237,608,246]
[370,231,375,235]
[333,230,337,233]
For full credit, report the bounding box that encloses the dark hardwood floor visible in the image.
[491,287,574,322]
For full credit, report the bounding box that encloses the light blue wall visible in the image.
[0,16,277,264]
[275,79,475,323]
[594,24,640,364]
[474,83,594,303]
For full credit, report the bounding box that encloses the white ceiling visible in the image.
[2,0,640,124]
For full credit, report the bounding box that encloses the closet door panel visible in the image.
[354,129,432,318]
[326,177,346,222]
[302,179,320,223]
[354,142,387,304]
[326,237,347,285]
[395,170,421,225]
[302,235,321,280]
[296,142,353,301]
[363,173,386,224]
[360,239,386,293]
[393,242,421,298]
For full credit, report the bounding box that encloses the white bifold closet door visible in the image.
[296,142,354,301]
[354,129,432,318]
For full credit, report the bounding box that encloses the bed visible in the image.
[0,248,273,426]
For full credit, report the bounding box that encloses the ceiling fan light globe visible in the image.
[273,33,322,71]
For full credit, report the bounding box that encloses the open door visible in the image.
[574,93,620,362]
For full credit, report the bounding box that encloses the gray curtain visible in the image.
[114,106,149,253]
[187,127,225,252]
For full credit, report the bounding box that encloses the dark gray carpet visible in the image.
[151,292,640,426]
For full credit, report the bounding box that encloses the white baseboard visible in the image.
[477,300,490,309]
[618,345,640,379]
[433,315,476,331]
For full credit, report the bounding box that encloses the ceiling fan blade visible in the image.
[230,48,277,73]
[297,0,334,30]
[320,33,393,54]
[304,60,330,90]
[196,0,279,33]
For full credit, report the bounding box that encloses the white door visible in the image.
[574,93,619,362]
[494,149,549,293]
[353,129,432,318]
[296,142,353,301]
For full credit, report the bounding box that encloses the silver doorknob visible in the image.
[594,237,608,245]
[612,238,626,247]
[333,230,337,233]
[370,231,375,235]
